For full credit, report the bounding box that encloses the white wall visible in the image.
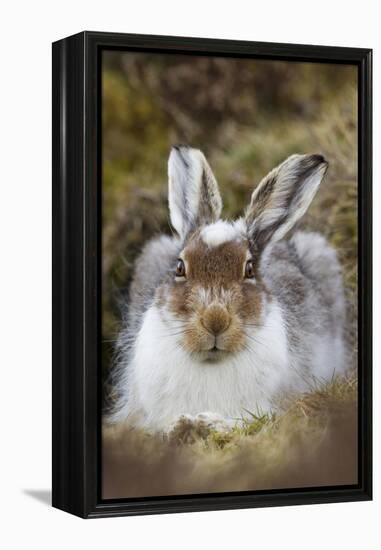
[0,0,378,548]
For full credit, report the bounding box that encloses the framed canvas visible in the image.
[52,31,372,518]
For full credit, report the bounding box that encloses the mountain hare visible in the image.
[109,146,346,433]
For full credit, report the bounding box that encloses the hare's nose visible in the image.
[202,305,231,336]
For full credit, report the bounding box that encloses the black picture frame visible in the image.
[52,31,372,519]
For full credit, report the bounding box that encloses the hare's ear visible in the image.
[245,154,328,250]
[168,145,222,239]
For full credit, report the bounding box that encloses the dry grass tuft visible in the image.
[102,373,357,499]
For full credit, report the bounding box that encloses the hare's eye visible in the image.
[245,260,255,279]
[175,259,186,277]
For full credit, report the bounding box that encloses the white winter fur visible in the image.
[201,220,244,247]
[112,299,291,430]
[112,289,344,431]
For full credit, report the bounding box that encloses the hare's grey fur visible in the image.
[108,147,346,432]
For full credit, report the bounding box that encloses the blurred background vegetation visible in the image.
[102,52,358,382]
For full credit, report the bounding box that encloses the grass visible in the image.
[102,372,357,498]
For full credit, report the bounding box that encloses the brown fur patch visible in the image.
[202,304,230,335]
[185,237,248,285]
[159,234,263,354]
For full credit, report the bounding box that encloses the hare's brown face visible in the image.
[162,222,263,361]
[163,145,328,362]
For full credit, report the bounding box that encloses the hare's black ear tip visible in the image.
[172,143,190,152]
[170,145,192,167]
[311,153,328,167]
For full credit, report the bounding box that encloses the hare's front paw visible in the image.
[167,412,233,444]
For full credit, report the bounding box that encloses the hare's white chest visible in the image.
[126,301,292,431]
